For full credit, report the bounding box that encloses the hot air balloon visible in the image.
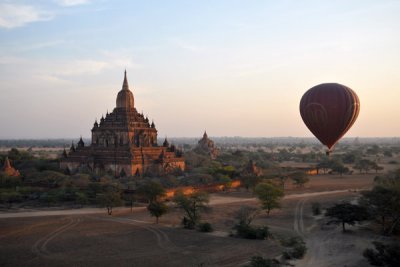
[299,83,360,155]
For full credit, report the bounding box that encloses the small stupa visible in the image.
[2,157,20,177]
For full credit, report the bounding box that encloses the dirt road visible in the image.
[0,208,126,218]
[0,190,351,219]
[292,194,374,267]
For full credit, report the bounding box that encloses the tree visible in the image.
[325,202,370,232]
[218,165,237,178]
[278,174,288,190]
[367,145,381,155]
[218,175,232,190]
[0,173,22,189]
[97,191,123,215]
[137,181,167,221]
[371,162,384,173]
[136,181,166,203]
[39,191,58,207]
[75,192,88,207]
[0,190,22,209]
[173,191,209,229]
[363,241,400,267]
[147,200,168,224]
[332,164,350,176]
[354,159,375,174]
[7,147,33,162]
[383,150,393,158]
[254,182,284,215]
[360,185,400,235]
[240,175,261,191]
[70,174,91,189]
[331,161,349,176]
[26,170,68,188]
[87,182,102,200]
[235,205,259,227]
[342,151,361,164]
[290,172,310,187]
[317,157,331,174]
[374,169,400,187]
[232,205,270,240]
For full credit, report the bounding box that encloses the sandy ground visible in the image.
[0,173,381,267]
[0,211,280,267]
[289,192,395,267]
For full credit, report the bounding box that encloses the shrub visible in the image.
[363,241,400,267]
[245,256,275,267]
[198,222,213,232]
[0,190,22,208]
[311,202,321,215]
[234,224,270,240]
[182,216,195,229]
[281,236,307,259]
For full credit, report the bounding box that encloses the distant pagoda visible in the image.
[60,71,185,177]
[2,157,20,177]
[243,160,262,177]
[195,131,219,159]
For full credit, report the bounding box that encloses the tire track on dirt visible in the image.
[0,221,52,240]
[215,247,258,267]
[31,217,81,258]
[293,196,343,267]
[293,197,316,267]
[102,216,181,264]
[90,216,175,251]
[296,227,339,267]
[293,198,307,238]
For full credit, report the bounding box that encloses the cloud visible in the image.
[18,40,66,52]
[55,59,109,76]
[98,50,141,68]
[56,0,90,7]
[0,3,53,29]
[169,38,205,53]
[0,55,27,64]
[43,55,140,80]
[0,50,140,87]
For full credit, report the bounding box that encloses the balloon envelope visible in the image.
[299,83,360,152]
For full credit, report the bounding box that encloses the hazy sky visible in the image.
[0,0,399,139]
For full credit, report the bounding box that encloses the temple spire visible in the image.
[3,157,11,169]
[122,69,129,91]
[116,69,134,109]
[163,137,170,147]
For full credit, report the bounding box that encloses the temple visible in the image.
[195,131,219,159]
[60,71,185,177]
[2,157,20,177]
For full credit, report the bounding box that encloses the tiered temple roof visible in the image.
[60,71,185,177]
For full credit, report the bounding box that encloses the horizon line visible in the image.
[0,136,400,140]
